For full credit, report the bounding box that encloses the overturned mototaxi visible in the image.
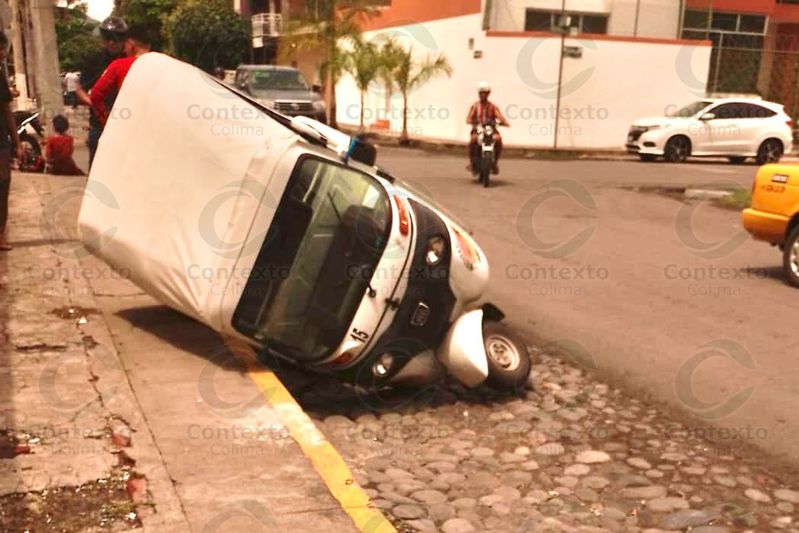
[78,53,531,391]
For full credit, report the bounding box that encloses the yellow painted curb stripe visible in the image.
[225,339,396,533]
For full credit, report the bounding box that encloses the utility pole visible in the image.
[26,0,61,129]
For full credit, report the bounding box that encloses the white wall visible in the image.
[336,14,711,150]
[491,0,680,39]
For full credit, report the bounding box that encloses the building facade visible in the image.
[489,0,681,39]
[681,0,799,118]
[336,0,712,150]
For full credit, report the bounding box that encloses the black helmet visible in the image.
[99,16,128,40]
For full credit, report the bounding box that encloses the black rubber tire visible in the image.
[756,139,783,166]
[480,153,492,188]
[639,154,657,162]
[728,156,747,164]
[782,225,799,288]
[664,136,690,163]
[483,321,531,392]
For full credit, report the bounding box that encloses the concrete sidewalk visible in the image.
[0,172,369,531]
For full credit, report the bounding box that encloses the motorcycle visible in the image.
[79,53,534,395]
[13,110,45,173]
[472,121,497,188]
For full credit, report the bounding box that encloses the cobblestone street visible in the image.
[282,349,799,533]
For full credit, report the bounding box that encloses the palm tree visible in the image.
[344,40,381,128]
[281,0,379,127]
[392,47,453,144]
[376,38,402,115]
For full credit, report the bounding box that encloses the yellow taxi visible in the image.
[743,164,799,286]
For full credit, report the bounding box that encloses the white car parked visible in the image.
[626,98,793,164]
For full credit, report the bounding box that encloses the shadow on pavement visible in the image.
[115,305,524,420]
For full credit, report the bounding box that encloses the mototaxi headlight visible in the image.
[425,235,447,266]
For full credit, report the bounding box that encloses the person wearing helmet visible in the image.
[75,16,128,168]
[90,24,152,127]
[467,82,509,175]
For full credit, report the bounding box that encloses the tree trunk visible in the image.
[359,90,365,129]
[330,74,338,128]
[400,91,409,145]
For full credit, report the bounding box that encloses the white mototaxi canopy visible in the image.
[79,53,301,331]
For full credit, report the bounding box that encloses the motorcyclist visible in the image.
[75,16,128,168]
[467,81,509,175]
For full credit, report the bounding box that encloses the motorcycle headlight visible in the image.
[425,235,447,266]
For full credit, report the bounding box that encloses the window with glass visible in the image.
[524,9,609,34]
[681,10,767,94]
[233,157,391,362]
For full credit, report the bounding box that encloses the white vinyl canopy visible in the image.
[79,53,299,331]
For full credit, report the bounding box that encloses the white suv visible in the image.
[626,98,793,164]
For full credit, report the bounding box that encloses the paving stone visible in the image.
[658,509,720,530]
[393,504,426,520]
[627,457,651,470]
[603,507,628,521]
[470,447,494,458]
[535,443,565,456]
[382,491,417,505]
[576,450,612,464]
[744,488,772,503]
[385,468,414,480]
[776,501,795,513]
[405,519,436,532]
[564,464,591,477]
[412,489,448,505]
[581,476,611,490]
[554,476,580,488]
[770,516,793,529]
[713,475,736,488]
[429,503,456,522]
[775,488,799,503]
[575,488,599,503]
[451,497,477,510]
[520,460,540,471]
[494,486,521,500]
[646,497,690,513]
[621,485,667,500]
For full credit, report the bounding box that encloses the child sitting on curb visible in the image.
[45,115,84,176]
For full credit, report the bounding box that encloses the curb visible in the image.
[224,337,396,533]
[339,127,799,163]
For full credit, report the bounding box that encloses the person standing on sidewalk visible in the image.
[64,71,80,108]
[75,16,127,168]
[90,24,152,128]
[0,31,25,251]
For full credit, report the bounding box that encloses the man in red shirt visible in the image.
[90,24,151,127]
[467,81,510,175]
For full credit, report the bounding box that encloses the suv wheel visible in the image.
[756,139,783,165]
[664,136,690,163]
